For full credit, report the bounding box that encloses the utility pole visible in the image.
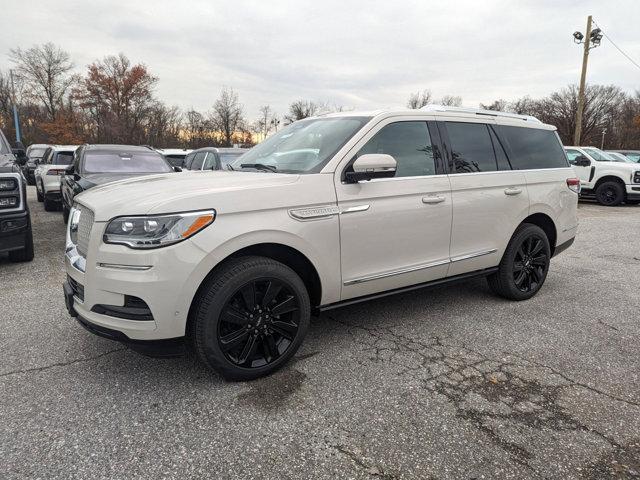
[9,69,22,144]
[601,128,606,149]
[572,16,603,146]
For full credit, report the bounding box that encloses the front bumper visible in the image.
[627,185,640,201]
[0,211,30,254]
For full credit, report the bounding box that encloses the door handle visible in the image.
[422,195,446,204]
[504,187,523,196]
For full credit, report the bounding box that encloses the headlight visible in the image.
[634,171,640,183]
[0,179,17,191]
[103,210,215,249]
[0,196,18,208]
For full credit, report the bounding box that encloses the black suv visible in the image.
[61,144,176,223]
[0,129,34,262]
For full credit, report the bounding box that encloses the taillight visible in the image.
[566,177,581,193]
[47,169,66,176]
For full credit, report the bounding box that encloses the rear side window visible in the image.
[446,122,497,173]
[497,125,568,169]
[356,121,436,177]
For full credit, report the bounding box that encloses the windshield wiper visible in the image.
[240,163,277,173]
[226,163,235,171]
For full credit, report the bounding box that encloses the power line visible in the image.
[593,18,640,72]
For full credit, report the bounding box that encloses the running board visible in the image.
[317,267,498,313]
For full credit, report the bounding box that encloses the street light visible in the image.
[572,15,602,146]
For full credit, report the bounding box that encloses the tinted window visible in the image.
[183,152,196,169]
[489,127,511,170]
[190,152,207,170]
[53,151,75,166]
[446,122,497,173]
[203,152,219,170]
[498,126,569,169]
[83,152,172,173]
[356,121,435,177]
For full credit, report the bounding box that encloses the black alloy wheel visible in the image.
[512,236,548,293]
[218,278,300,368]
[595,181,624,206]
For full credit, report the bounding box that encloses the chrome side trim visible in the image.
[344,258,450,286]
[289,205,340,220]
[97,263,153,271]
[340,204,370,214]
[450,249,497,263]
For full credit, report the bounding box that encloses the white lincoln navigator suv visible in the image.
[64,106,579,380]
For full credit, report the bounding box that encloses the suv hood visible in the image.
[76,170,303,221]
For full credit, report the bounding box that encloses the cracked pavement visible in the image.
[1,188,639,479]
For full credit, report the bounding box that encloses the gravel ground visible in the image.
[1,187,639,479]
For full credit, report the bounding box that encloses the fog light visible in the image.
[0,196,18,208]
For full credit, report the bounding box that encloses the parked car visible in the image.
[35,145,78,211]
[158,148,192,168]
[23,143,50,185]
[609,150,640,163]
[183,147,248,171]
[63,106,578,380]
[0,128,34,262]
[605,151,637,163]
[565,146,640,205]
[61,144,176,224]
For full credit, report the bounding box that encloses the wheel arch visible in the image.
[519,212,557,256]
[185,242,323,338]
[593,174,626,192]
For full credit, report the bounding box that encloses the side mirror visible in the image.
[12,148,27,165]
[173,166,182,172]
[345,154,397,183]
[573,155,591,167]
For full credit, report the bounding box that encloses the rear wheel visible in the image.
[43,195,56,212]
[595,181,624,206]
[192,256,310,380]
[487,223,550,301]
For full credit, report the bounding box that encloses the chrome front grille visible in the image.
[76,205,94,258]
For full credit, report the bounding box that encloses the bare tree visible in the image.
[284,100,318,124]
[210,87,245,147]
[254,105,279,140]
[480,99,508,111]
[9,43,76,120]
[407,89,432,109]
[439,95,463,107]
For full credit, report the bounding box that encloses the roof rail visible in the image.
[420,104,541,123]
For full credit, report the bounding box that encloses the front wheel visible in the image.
[192,256,310,380]
[487,223,550,301]
[36,183,44,202]
[595,181,624,206]
[9,226,34,262]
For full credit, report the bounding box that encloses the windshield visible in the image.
[84,152,172,174]
[230,117,371,173]
[219,152,244,165]
[53,151,75,165]
[583,147,615,161]
[28,147,46,159]
[607,152,634,163]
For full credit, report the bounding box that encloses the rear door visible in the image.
[439,118,529,276]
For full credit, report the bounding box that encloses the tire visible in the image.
[192,256,311,381]
[595,181,624,206]
[43,195,56,212]
[487,223,551,301]
[62,204,70,224]
[9,226,34,262]
[36,183,44,202]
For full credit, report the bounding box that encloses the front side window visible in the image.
[565,149,583,163]
[498,125,569,169]
[83,152,172,174]
[446,122,497,173]
[231,117,371,173]
[183,152,196,169]
[203,152,219,170]
[582,147,614,162]
[190,152,207,170]
[355,121,436,177]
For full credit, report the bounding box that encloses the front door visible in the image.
[565,148,592,187]
[335,119,452,300]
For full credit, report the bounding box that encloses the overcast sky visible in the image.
[1,0,639,120]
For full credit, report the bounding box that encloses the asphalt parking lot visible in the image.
[1,187,639,480]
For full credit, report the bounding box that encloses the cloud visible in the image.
[1,0,638,119]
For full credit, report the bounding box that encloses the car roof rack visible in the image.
[420,104,542,123]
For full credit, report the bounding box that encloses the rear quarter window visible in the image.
[497,125,569,170]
